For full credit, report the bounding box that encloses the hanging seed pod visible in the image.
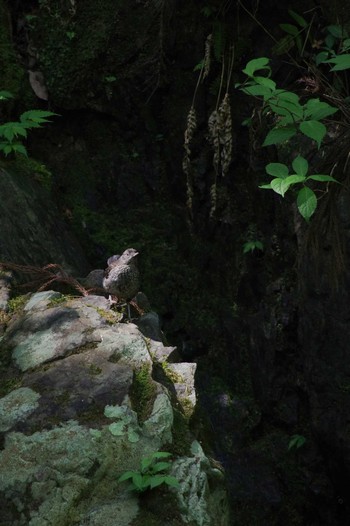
[209,182,217,218]
[183,106,197,213]
[208,109,220,175]
[203,34,212,80]
[218,93,232,177]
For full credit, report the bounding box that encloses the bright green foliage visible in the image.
[238,57,338,150]
[237,58,340,220]
[243,240,264,254]
[118,451,180,492]
[288,434,306,450]
[0,93,57,157]
[0,90,13,101]
[259,155,338,221]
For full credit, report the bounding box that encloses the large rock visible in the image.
[0,291,229,525]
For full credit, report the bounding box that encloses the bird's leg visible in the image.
[108,294,119,305]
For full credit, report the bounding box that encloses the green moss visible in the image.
[2,157,53,189]
[161,362,184,384]
[0,376,23,398]
[170,408,193,457]
[48,295,69,307]
[95,306,123,324]
[88,363,102,376]
[130,365,157,424]
[8,295,28,314]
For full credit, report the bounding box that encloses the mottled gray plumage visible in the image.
[103,248,140,302]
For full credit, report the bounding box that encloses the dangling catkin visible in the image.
[208,109,220,175]
[203,34,212,80]
[183,105,197,212]
[218,93,232,177]
[209,182,217,218]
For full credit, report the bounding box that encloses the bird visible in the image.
[103,248,140,318]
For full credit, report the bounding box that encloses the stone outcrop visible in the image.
[0,289,229,526]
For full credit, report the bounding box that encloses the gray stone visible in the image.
[0,387,41,432]
[24,290,62,311]
[136,311,164,341]
[0,270,12,311]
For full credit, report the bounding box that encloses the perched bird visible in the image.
[103,248,140,317]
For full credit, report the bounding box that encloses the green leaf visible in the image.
[243,241,264,253]
[271,178,288,196]
[342,38,350,51]
[118,471,136,483]
[304,99,338,120]
[307,174,338,182]
[259,183,272,189]
[11,143,28,156]
[0,122,28,142]
[265,162,289,178]
[241,85,272,98]
[163,476,180,488]
[132,472,146,491]
[253,76,276,90]
[149,475,166,489]
[280,23,299,36]
[297,186,317,221]
[0,90,14,100]
[327,25,348,39]
[193,60,204,72]
[324,54,350,71]
[288,434,306,450]
[292,155,308,176]
[299,120,326,148]
[272,35,295,55]
[243,57,270,77]
[325,34,335,50]
[284,174,306,186]
[288,9,307,28]
[271,175,306,197]
[269,99,303,120]
[2,144,13,156]
[150,452,172,459]
[20,110,57,124]
[263,126,296,146]
[315,51,330,65]
[273,90,300,103]
[151,462,171,473]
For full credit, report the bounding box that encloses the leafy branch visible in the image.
[0,91,57,157]
[236,57,340,220]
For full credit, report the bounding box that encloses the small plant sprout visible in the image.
[118,451,180,492]
[243,240,264,254]
[288,434,306,451]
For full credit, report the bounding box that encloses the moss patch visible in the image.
[130,365,157,424]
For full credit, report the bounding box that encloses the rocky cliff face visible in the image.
[0,166,89,274]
